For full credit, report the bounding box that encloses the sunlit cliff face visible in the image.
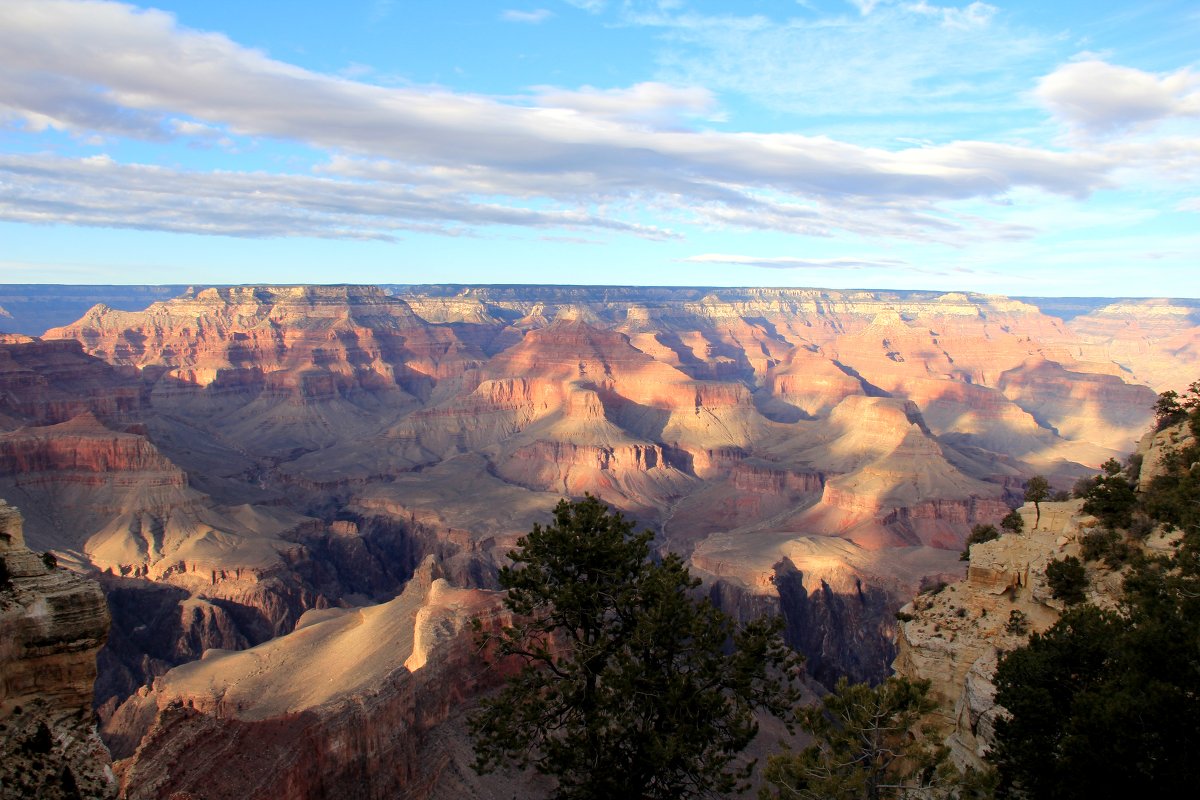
[0,284,1191,793]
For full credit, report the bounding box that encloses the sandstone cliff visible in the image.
[0,499,115,799]
[2,283,1195,795]
[891,493,1176,770]
[107,557,516,800]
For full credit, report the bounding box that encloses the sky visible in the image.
[0,0,1198,296]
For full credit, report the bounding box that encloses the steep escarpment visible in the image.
[9,286,1192,720]
[107,558,515,800]
[33,286,1186,689]
[45,285,484,457]
[0,339,146,427]
[891,492,1174,770]
[0,499,115,799]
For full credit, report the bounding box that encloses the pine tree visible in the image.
[761,676,953,800]
[470,495,802,800]
[1023,476,1049,528]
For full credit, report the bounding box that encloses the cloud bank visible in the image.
[0,0,1184,245]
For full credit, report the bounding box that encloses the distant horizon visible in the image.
[2,281,1200,301]
[2,0,1198,296]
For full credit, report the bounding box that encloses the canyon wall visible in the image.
[0,499,115,799]
[892,423,1179,771]
[0,284,1195,796]
[106,558,518,800]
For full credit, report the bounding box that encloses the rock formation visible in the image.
[106,557,515,800]
[0,499,115,799]
[1,283,1196,794]
[892,489,1177,770]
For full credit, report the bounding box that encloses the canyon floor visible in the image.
[1,283,1195,797]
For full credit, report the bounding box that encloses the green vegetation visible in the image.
[960,523,1000,561]
[1079,458,1137,529]
[1044,556,1087,606]
[999,509,1023,535]
[1004,609,1029,636]
[470,495,802,800]
[471,385,1200,799]
[1023,476,1049,528]
[1152,381,1199,430]
[761,676,952,800]
[991,384,1200,797]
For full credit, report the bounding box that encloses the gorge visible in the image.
[2,283,1196,797]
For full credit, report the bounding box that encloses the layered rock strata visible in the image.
[891,496,1172,769]
[6,286,1191,723]
[107,557,512,800]
[0,499,115,799]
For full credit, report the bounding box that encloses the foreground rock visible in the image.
[892,494,1174,770]
[108,558,517,800]
[0,499,115,799]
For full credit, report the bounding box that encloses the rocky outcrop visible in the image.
[1067,299,1200,392]
[0,499,115,799]
[891,498,1156,769]
[107,558,513,800]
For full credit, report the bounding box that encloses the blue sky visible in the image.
[1,0,1198,295]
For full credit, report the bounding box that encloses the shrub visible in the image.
[1000,509,1024,534]
[469,496,802,799]
[920,580,949,596]
[1082,472,1137,529]
[1005,610,1030,635]
[1046,556,1088,605]
[1128,513,1155,540]
[1080,529,1120,562]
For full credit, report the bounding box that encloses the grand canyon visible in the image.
[2,284,1197,797]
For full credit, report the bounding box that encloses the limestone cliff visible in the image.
[107,557,515,800]
[0,499,115,799]
[13,284,1195,717]
[891,495,1173,770]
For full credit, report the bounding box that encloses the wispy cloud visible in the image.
[0,153,675,241]
[627,2,1048,121]
[564,0,607,12]
[0,0,1172,247]
[529,82,720,127]
[502,9,554,24]
[682,253,910,270]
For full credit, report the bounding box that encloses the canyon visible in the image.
[1,283,1194,797]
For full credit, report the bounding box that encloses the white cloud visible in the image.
[563,0,607,12]
[1037,60,1200,135]
[502,9,554,24]
[529,82,719,127]
[847,0,886,15]
[906,1,995,30]
[0,153,674,241]
[0,1,1168,246]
